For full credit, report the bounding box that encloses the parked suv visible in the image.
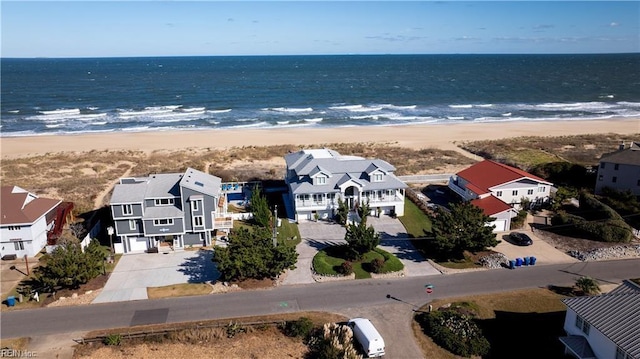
[509,232,533,246]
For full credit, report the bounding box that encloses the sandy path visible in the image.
[93,162,134,208]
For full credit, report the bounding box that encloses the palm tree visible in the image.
[575,276,601,296]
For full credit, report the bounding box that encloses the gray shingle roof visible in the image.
[110,168,222,204]
[562,281,640,358]
[180,167,221,197]
[143,206,184,219]
[285,149,406,195]
[600,142,640,166]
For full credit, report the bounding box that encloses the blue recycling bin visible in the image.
[523,257,530,266]
[509,260,516,269]
[515,258,523,267]
[530,256,537,265]
[6,296,16,307]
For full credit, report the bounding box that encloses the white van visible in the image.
[348,318,386,358]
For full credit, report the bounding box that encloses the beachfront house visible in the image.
[284,148,407,221]
[109,167,236,254]
[595,141,640,197]
[448,160,554,232]
[0,186,68,258]
[559,280,640,359]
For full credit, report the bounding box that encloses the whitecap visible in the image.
[267,107,313,113]
[449,104,472,109]
[303,118,323,123]
[40,108,80,115]
[208,108,232,114]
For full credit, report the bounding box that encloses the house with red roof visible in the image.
[0,186,63,258]
[448,160,554,232]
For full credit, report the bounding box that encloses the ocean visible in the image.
[1,54,639,137]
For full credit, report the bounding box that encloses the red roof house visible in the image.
[449,160,554,232]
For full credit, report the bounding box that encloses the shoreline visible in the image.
[1,118,638,159]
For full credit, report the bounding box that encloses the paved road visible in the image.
[2,258,639,358]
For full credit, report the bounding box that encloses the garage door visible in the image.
[491,220,507,232]
[129,237,149,253]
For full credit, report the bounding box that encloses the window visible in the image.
[512,190,518,196]
[327,193,336,202]
[373,173,383,182]
[313,194,323,203]
[13,241,24,251]
[575,315,590,335]
[316,176,326,185]
[612,176,617,183]
[496,191,502,197]
[7,226,21,231]
[600,162,605,169]
[191,200,200,212]
[527,189,534,195]
[614,164,619,170]
[123,204,133,215]
[637,179,640,186]
[299,194,310,201]
[129,220,136,230]
[154,198,174,206]
[599,175,603,181]
[153,218,174,226]
[538,186,546,193]
[194,216,203,227]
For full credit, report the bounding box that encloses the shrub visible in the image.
[308,323,361,359]
[103,334,121,346]
[416,310,490,357]
[284,317,315,340]
[340,261,354,275]
[370,258,385,274]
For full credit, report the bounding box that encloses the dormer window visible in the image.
[373,173,383,182]
[316,176,327,185]
[155,198,174,206]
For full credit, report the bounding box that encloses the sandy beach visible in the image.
[1,119,638,159]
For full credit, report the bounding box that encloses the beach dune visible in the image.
[1,119,638,159]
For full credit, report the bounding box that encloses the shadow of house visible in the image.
[477,310,567,359]
[177,250,220,284]
[378,231,427,263]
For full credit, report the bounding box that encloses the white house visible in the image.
[285,149,407,221]
[448,160,554,232]
[595,141,640,197]
[0,186,62,258]
[560,280,640,359]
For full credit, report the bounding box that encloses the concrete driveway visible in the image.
[93,249,219,303]
[493,230,579,265]
[281,217,440,285]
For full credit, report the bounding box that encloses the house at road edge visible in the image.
[560,280,640,359]
[448,160,554,232]
[595,141,640,197]
[109,167,243,254]
[0,186,72,258]
[284,148,407,222]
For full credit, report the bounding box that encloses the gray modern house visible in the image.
[595,142,640,197]
[109,167,234,254]
[284,148,407,221]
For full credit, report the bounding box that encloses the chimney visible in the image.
[619,141,625,150]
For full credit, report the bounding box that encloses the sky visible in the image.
[1,1,639,57]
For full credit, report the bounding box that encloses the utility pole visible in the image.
[272,204,278,247]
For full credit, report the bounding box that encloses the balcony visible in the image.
[214,216,233,229]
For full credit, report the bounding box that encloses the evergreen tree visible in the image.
[335,197,349,225]
[344,206,380,260]
[214,227,297,281]
[430,201,499,258]
[250,184,271,228]
[35,238,101,290]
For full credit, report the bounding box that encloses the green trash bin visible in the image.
[6,296,16,307]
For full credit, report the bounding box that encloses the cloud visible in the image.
[227,18,234,22]
[454,36,480,41]
[609,22,619,27]
[365,34,427,42]
[533,24,555,30]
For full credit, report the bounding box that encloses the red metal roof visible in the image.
[456,160,551,195]
[471,195,513,216]
[0,186,61,225]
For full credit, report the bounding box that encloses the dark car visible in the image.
[509,232,533,246]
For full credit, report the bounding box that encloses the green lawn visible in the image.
[233,218,301,247]
[399,198,432,238]
[312,245,404,279]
